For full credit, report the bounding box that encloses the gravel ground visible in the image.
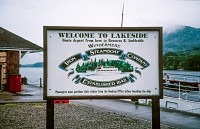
[0,102,176,129]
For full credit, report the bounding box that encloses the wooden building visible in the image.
[0,27,43,91]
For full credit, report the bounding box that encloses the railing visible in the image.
[163,73,200,83]
[163,73,200,102]
[21,77,43,87]
[164,89,200,102]
[21,73,200,102]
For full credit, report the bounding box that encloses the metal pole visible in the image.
[40,78,42,87]
[121,3,124,27]
[47,100,54,129]
[186,93,188,100]
[152,98,160,129]
[178,82,181,99]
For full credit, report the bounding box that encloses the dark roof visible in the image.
[0,27,43,52]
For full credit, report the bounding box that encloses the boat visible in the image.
[86,65,121,75]
[96,66,121,72]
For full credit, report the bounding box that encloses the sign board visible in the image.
[44,26,163,99]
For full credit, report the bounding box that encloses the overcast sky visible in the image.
[0,0,200,64]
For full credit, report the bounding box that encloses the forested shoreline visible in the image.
[163,51,200,71]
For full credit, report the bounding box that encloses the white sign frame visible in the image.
[44,26,163,100]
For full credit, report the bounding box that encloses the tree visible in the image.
[185,52,200,70]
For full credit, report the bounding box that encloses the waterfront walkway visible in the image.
[0,85,200,129]
[0,85,44,103]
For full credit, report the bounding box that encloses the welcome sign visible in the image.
[44,26,163,99]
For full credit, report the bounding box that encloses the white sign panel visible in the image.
[44,27,162,99]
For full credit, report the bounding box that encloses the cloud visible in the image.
[0,0,200,46]
[1,0,200,64]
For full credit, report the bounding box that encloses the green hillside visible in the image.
[163,26,200,70]
[163,26,200,53]
[21,62,43,67]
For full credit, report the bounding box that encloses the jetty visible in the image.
[163,73,200,92]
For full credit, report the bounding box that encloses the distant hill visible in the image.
[21,62,43,67]
[163,26,200,53]
[20,27,200,68]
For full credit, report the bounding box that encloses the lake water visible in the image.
[20,67,43,85]
[164,70,200,76]
[20,67,200,86]
[164,70,200,82]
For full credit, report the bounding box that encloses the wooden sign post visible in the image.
[152,98,160,129]
[46,100,54,128]
[43,26,163,129]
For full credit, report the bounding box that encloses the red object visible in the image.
[8,74,21,93]
[54,100,70,103]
